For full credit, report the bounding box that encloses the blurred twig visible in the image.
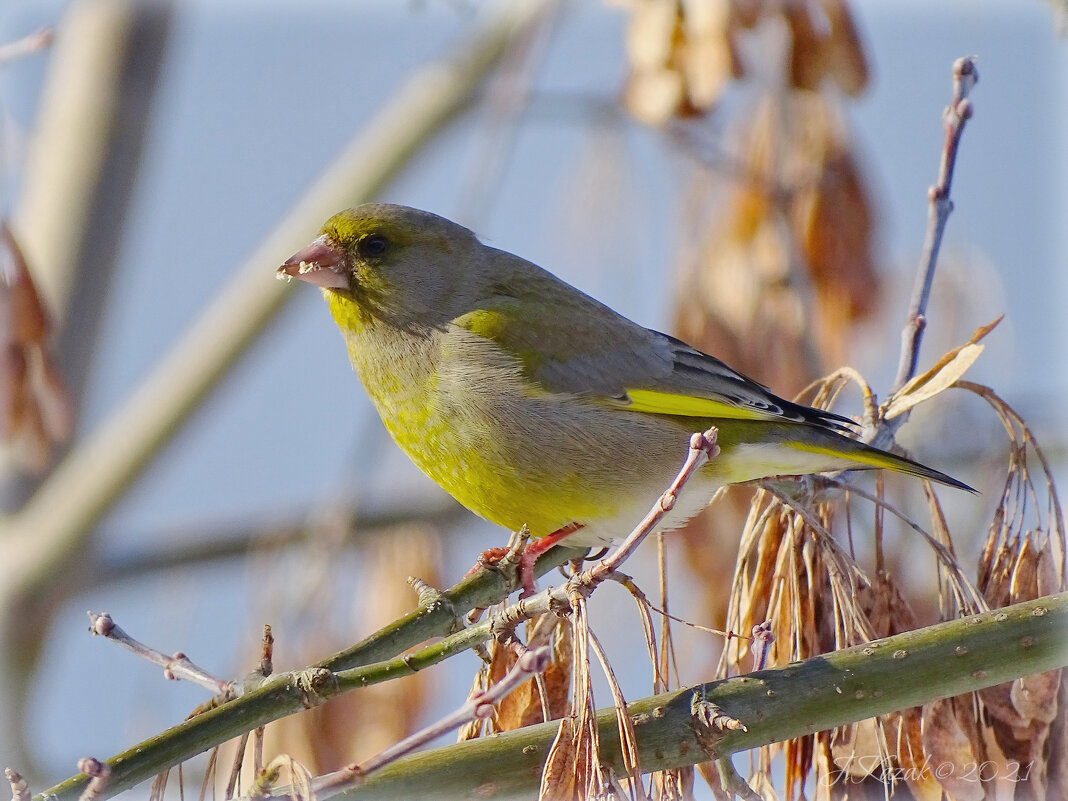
[0,28,52,67]
[92,501,467,585]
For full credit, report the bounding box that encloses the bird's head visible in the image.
[278,203,483,329]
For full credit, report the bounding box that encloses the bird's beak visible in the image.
[276,235,351,290]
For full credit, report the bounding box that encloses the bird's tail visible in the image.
[788,434,976,493]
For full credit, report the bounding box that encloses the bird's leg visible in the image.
[516,523,584,598]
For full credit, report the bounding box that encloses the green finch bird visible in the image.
[278,204,971,592]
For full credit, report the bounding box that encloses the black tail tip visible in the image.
[929,470,979,494]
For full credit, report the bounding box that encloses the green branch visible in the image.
[337,592,1068,800]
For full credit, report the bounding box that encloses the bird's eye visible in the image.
[357,234,389,258]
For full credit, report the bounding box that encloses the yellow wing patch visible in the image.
[623,388,775,420]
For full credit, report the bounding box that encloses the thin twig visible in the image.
[820,476,984,613]
[94,502,467,585]
[314,645,552,794]
[0,28,52,66]
[224,734,248,800]
[714,757,762,801]
[75,759,110,801]
[489,428,720,646]
[5,769,29,801]
[749,623,773,672]
[87,612,232,696]
[586,428,720,582]
[890,56,978,396]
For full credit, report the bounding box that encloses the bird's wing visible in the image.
[451,279,852,432]
[625,334,854,431]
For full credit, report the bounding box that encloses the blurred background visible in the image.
[0,0,1064,797]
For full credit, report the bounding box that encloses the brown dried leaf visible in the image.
[821,0,869,96]
[494,616,572,731]
[730,0,762,29]
[456,670,488,741]
[540,595,602,801]
[976,726,1021,801]
[742,506,785,636]
[679,93,880,382]
[1035,537,1061,597]
[547,619,574,715]
[622,0,738,124]
[784,733,814,800]
[893,708,943,801]
[1009,536,1041,600]
[884,317,1002,420]
[680,1,734,110]
[625,68,686,126]
[981,583,1063,798]
[2,345,29,438]
[981,681,1030,732]
[650,764,695,801]
[830,719,882,779]
[539,718,582,801]
[886,343,984,420]
[624,0,678,69]
[15,394,50,473]
[794,148,878,357]
[694,760,728,801]
[37,353,73,442]
[979,540,1016,609]
[1010,670,1060,726]
[0,221,73,471]
[921,698,984,801]
[858,571,918,641]
[623,0,684,125]
[981,681,1055,800]
[1046,672,1068,795]
[1,224,50,345]
[783,1,827,92]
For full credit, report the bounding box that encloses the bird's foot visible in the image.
[468,546,511,572]
[467,543,539,598]
[467,523,586,598]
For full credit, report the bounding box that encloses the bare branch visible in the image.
[74,759,109,801]
[588,428,720,581]
[87,612,232,696]
[315,646,552,794]
[891,56,979,395]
